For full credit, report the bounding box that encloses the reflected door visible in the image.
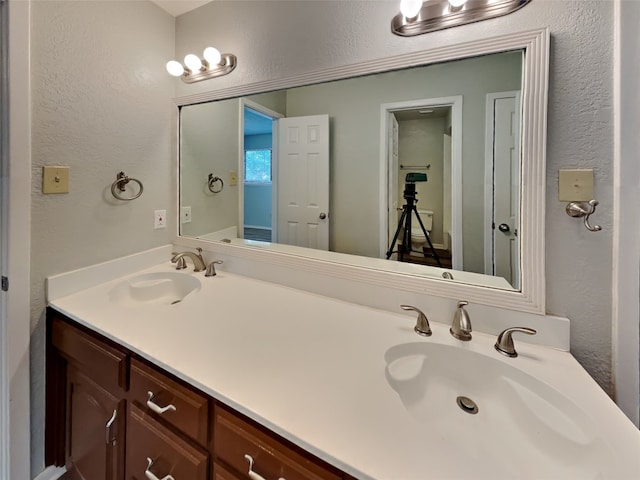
[276,115,330,250]
[491,93,520,288]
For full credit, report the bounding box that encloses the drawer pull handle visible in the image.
[105,409,117,445]
[244,454,286,480]
[146,391,177,415]
[145,457,175,480]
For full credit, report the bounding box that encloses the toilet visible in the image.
[409,209,433,255]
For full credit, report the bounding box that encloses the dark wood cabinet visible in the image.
[65,366,125,480]
[126,403,209,480]
[47,308,354,480]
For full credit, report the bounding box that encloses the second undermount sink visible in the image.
[108,271,201,307]
[384,342,613,479]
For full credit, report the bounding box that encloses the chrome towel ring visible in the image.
[208,173,223,193]
[111,171,143,201]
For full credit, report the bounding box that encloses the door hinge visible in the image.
[1,276,8,292]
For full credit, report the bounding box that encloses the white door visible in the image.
[387,113,399,251]
[492,94,520,287]
[277,114,330,250]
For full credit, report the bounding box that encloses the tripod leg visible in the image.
[413,207,442,268]
[386,207,408,259]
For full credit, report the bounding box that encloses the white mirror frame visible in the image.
[174,28,549,314]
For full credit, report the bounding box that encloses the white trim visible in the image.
[3,1,31,479]
[33,466,66,480]
[612,0,640,427]
[379,96,463,270]
[174,28,549,314]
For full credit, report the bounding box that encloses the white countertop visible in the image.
[49,261,640,480]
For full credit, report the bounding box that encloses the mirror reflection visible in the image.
[180,50,523,290]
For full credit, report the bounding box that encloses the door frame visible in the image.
[483,90,521,283]
[238,99,283,241]
[379,96,463,269]
[1,1,31,479]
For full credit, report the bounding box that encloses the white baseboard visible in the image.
[33,466,66,480]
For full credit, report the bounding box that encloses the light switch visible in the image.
[42,166,70,194]
[180,206,192,224]
[229,171,238,186]
[558,169,594,202]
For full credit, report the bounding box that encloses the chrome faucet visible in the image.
[450,300,472,341]
[205,260,223,277]
[171,248,206,272]
[401,305,432,336]
[494,327,537,358]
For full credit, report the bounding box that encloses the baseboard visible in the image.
[33,466,66,480]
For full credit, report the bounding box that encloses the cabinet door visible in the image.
[126,403,208,480]
[66,366,124,480]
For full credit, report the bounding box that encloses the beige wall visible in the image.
[175,1,615,395]
[29,1,175,474]
[181,99,240,237]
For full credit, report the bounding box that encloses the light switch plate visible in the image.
[558,169,594,202]
[154,210,166,229]
[42,166,70,194]
[229,171,238,186]
[180,206,192,224]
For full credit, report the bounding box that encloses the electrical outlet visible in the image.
[229,171,238,186]
[181,206,192,224]
[154,210,166,229]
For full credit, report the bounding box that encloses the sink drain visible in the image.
[456,396,478,414]
[170,299,182,305]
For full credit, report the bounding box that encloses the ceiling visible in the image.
[151,0,212,17]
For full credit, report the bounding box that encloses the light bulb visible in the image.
[166,60,184,77]
[400,0,423,18]
[449,0,468,8]
[184,54,203,72]
[203,47,222,66]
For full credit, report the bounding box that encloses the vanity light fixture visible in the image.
[166,47,237,84]
[392,0,532,37]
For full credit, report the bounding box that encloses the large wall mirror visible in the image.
[175,29,549,314]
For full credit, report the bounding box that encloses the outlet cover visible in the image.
[180,206,192,224]
[558,169,594,201]
[154,210,167,229]
[42,166,70,194]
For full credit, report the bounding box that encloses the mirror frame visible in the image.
[174,28,549,314]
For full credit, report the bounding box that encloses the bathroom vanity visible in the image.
[45,252,640,480]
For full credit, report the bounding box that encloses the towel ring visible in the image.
[111,171,143,201]
[208,173,224,193]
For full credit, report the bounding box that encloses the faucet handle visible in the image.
[401,305,431,337]
[450,300,472,341]
[205,260,223,277]
[494,327,537,358]
[175,257,187,270]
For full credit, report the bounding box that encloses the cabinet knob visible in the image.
[145,457,175,480]
[244,454,286,480]
[146,391,177,415]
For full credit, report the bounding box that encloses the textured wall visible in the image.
[29,1,175,475]
[175,1,615,392]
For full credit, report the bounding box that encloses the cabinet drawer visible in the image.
[213,462,243,480]
[126,403,208,480]
[129,358,209,445]
[52,316,127,393]
[214,405,341,480]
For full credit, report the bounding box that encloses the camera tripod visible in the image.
[386,182,442,267]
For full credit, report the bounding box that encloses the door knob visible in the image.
[319,212,327,219]
[498,223,510,233]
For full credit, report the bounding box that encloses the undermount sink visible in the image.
[108,271,201,307]
[384,342,613,479]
